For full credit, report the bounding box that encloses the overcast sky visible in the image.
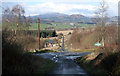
[1,0,119,17]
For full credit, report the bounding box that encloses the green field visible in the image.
[2,22,95,30]
[77,23,95,28]
[29,23,95,30]
[29,23,74,30]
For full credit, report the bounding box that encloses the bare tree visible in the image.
[94,0,108,26]
[94,0,109,47]
[3,4,32,34]
[11,4,25,29]
[3,7,11,23]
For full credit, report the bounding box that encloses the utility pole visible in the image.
[38,17,40,50]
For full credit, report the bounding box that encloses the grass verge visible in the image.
[2,29,55,75]
[75,56,108,76]
[75,51,120,76]
[70,49,96,52]
[29,49,58,53]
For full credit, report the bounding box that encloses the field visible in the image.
[29,23,73,30]
[77,23,95,28]
[56,30,73,35]
[2,22,95,30]
[29,23,94,30]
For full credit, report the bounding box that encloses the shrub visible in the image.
[68,25,118,50]
[100,52,119,75]
[2,29,54,75]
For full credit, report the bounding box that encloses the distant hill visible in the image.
[111,16,118,22]
[31,13,92,23]
[33,12,68,18]
[2,12,117,24]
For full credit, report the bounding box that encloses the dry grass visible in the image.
[68,25,118,51]
[56,30,73,35]
[75,50,120,76]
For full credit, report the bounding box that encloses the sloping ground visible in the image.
[2,30,55,75]
[75,51,120,76]
[68,26,118,49]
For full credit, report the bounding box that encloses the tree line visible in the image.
[5,30,57,38]
[28,30,57,38]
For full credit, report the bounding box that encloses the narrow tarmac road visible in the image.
[35,52,91,76]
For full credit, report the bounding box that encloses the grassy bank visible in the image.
[75,51,120,76]
[29,49,58,53]
[75,54,108,76]
[3,52,55,75]
[2,29,55,75]
[70,49,96,52]
[68,25,118,49]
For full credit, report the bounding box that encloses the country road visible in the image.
[34,52,91,75]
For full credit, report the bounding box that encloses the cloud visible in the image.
[24,2,96,16]
[2,0,119,3]
[1,0,101,2]
[106,0,119,3]
[104,0,119,16]
[81,13,96,17]
[2,0,119,17]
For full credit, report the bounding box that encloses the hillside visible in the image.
[31,13,92,23]
[30,12,118,25]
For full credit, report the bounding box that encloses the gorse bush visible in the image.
[100,52,120,76]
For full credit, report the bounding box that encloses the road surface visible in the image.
[34,52,91,75]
